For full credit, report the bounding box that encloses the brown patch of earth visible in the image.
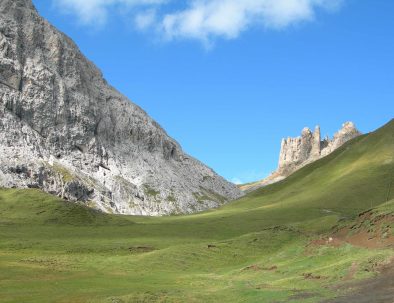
[243,264,262,271]
[305,237,345,255]
[307,231,394,251]
[302,272,326,280]
[265,265,278,271]
[242,264,278,272]
[336,225,394,249]
[128,246,155,253]
[308,212,394,251]
[335,212,394,249]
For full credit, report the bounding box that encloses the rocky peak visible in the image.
[278,122,361,175]
[0,0,243,215]
[241,121,362,193]
[279,124,323,172]
[0,0,34,11]
[301,127,311,135]
[311,125,321,157]
[321,122,362,157]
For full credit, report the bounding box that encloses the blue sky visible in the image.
[32,0,394,184]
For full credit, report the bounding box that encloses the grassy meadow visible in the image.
[0,120,393,302]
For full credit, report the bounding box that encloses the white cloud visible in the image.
[161,0,343,42]
[135,9,157,30]
[54,0,343,43]
[54,0,167,26]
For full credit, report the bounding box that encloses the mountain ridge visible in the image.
[0,0,243,215]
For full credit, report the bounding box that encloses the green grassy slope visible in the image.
[0,119,393,303]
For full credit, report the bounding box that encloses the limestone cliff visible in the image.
[241,122,361,192]
[0,0,243,215]
[278,122,361,175]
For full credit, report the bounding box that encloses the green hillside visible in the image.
[0,119,393,303]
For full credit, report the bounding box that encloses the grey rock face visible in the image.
[0,0,243,215]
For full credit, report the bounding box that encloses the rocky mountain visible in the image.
[241,122,361,192]
[0,0,243,215]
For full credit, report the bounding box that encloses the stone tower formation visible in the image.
[240,122,362,193]
[278,122,361,175]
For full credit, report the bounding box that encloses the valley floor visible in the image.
[1,120,394,302]
[0,189,393,303]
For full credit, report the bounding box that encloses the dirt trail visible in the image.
[323,262,394,303]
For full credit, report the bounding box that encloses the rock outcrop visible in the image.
[278,122,361,175]
[0,0,243,215]
[241,122,361,192]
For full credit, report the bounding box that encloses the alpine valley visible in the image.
[0,1,393,303]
